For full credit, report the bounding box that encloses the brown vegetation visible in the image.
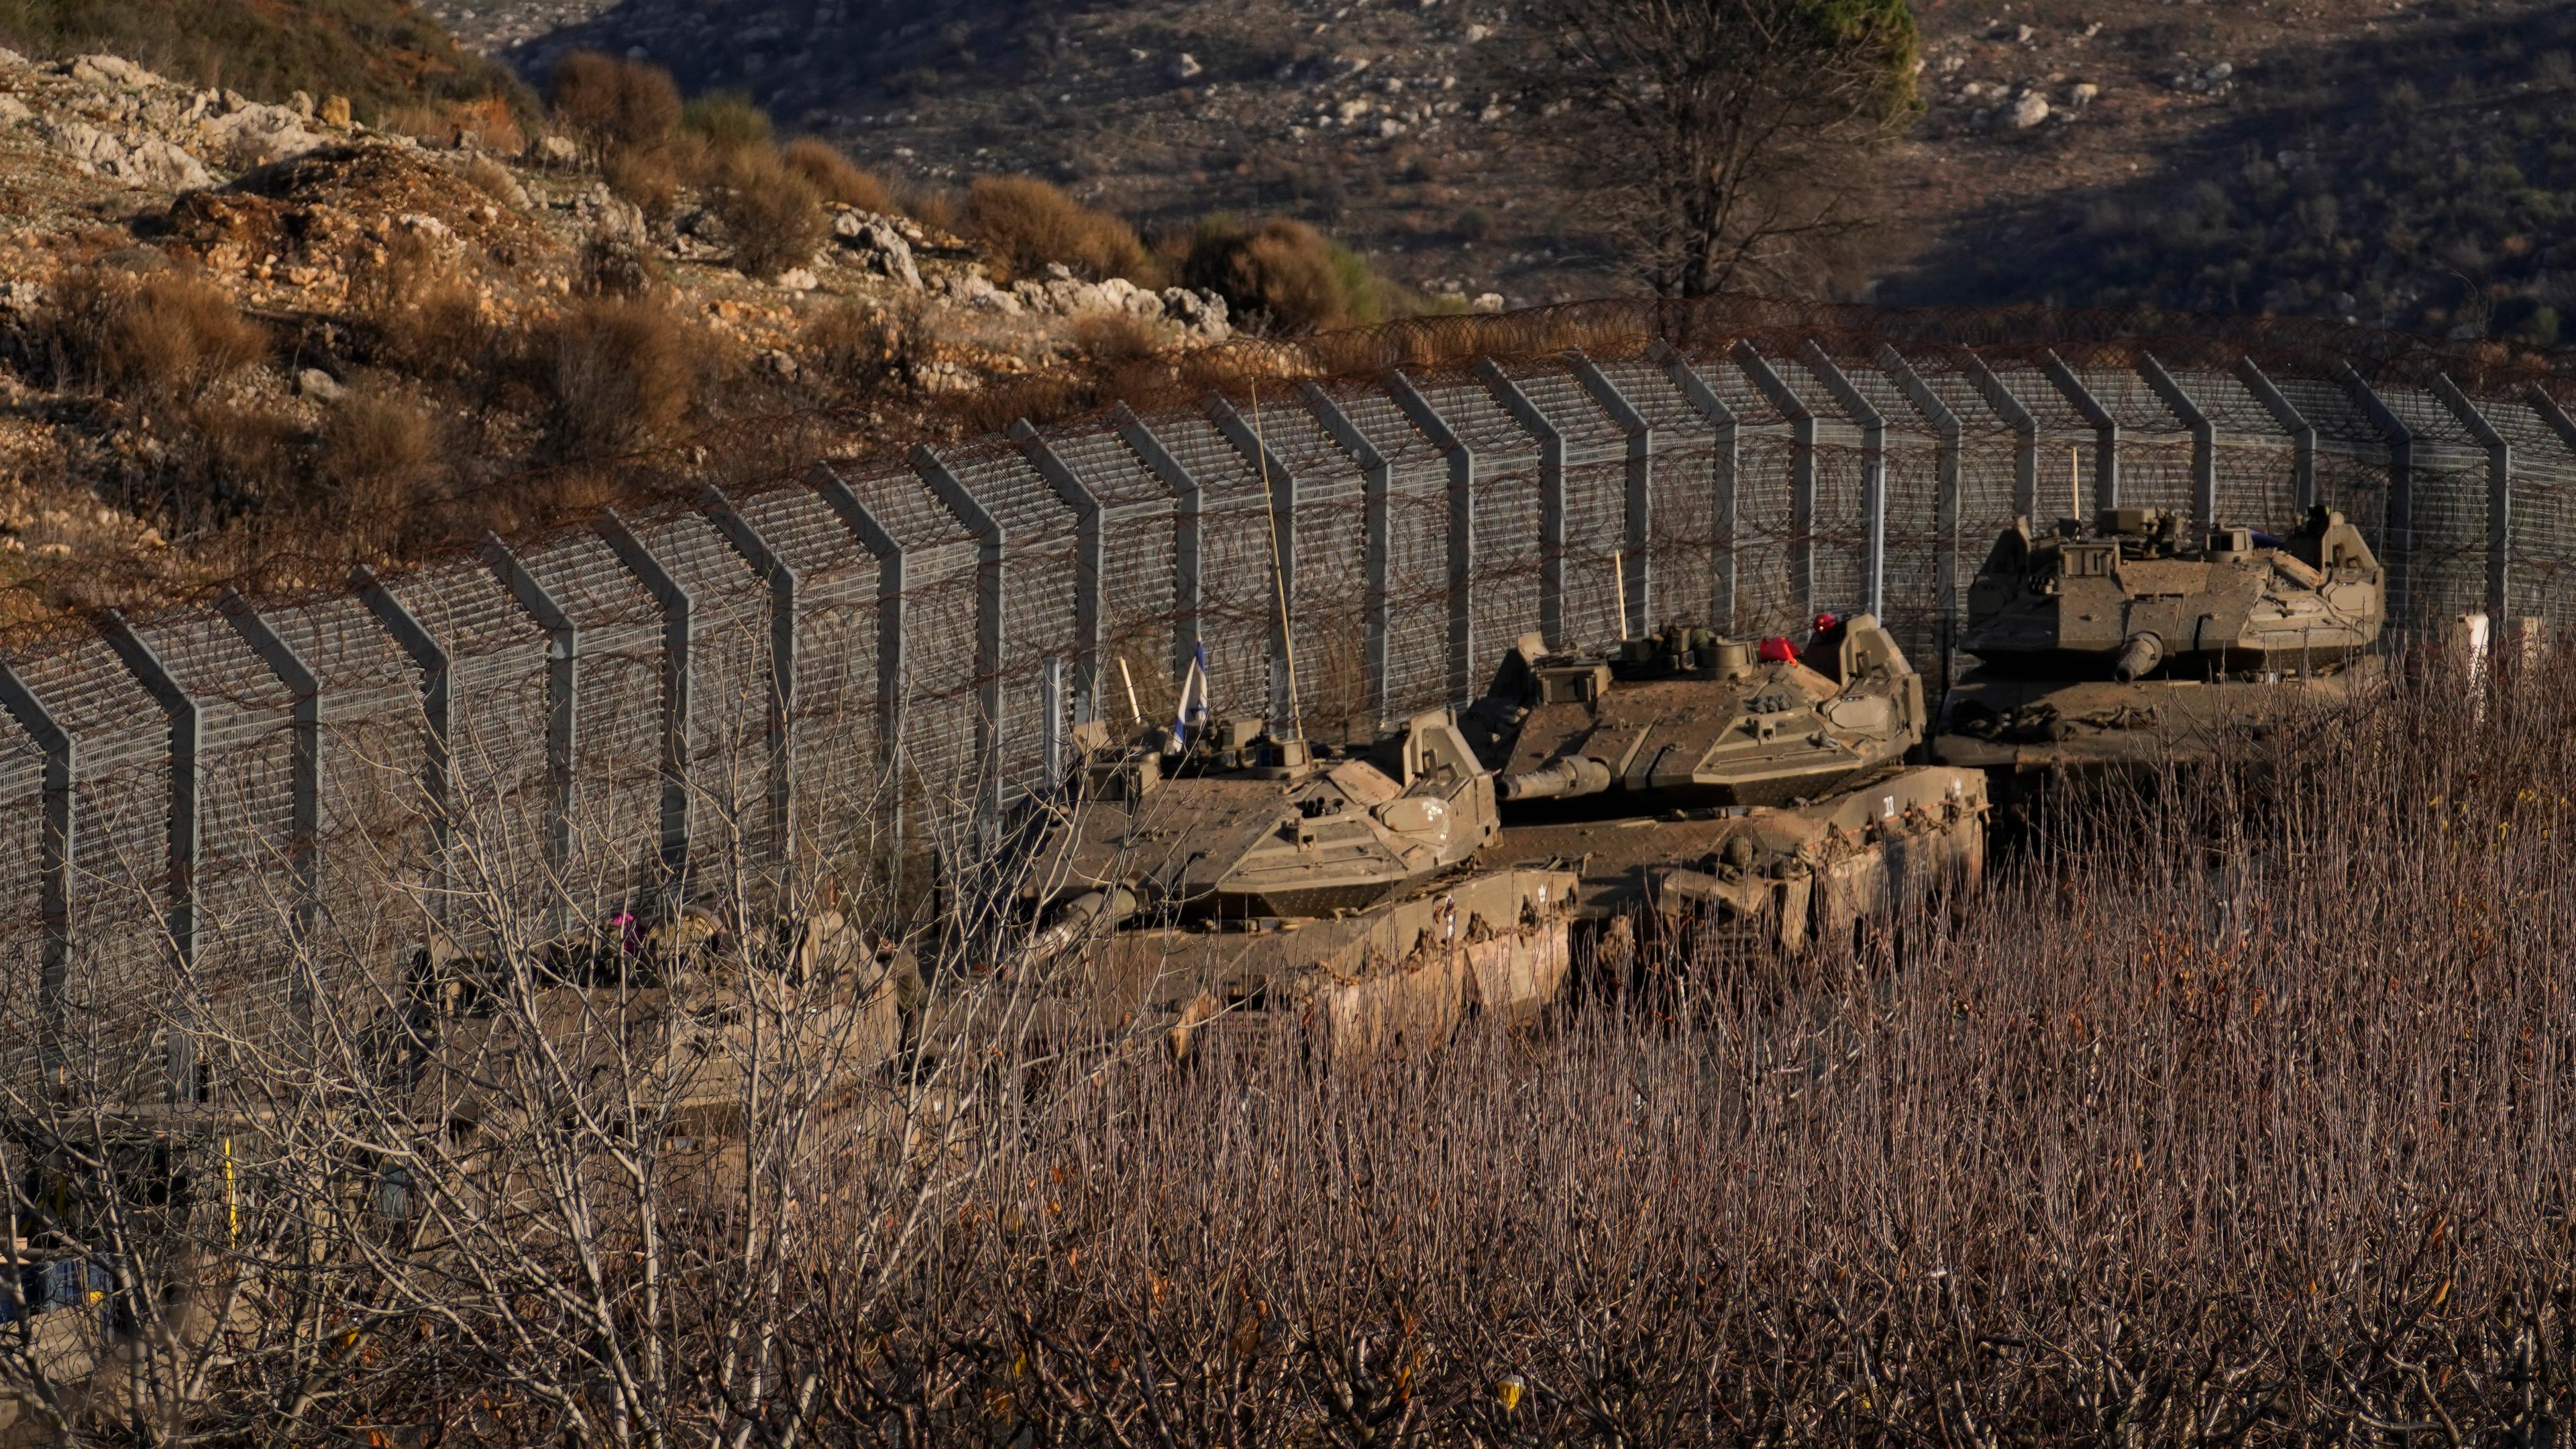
[1174,216,1383,333]
[960,174,1152,284]
[541,294,696,458]
[314,388,441,540]
[549,50,682,162]
[782,137,894,214]
[46,266,268,405]
[707,146,827,281]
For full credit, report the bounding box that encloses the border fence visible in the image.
[4,308,2573,1096]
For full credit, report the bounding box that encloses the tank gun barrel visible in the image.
[1023,888,1138,963]
[2112,632,2164,682]
[1501,755,1613,802]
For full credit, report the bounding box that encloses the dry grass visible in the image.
[959,175,1153,284]
[707,147,826,281]
[542,294,694,458]
[456,152,522,208]
[800,299,923,396]
[1069,309,1169,364]
[781,137,892,214]
[315,388,439,523]
[48,266,268,404]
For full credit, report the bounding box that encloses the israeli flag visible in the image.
[1170,642,1211,749]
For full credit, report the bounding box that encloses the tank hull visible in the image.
[1933,658,2383,777]
[991,867,1576,1071]
[1486,765,1989,953]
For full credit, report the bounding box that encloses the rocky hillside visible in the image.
[0,43,1239,636]
[0,0,525,126]
[461,0,2575,330]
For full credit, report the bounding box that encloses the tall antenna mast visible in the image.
[1250,380,1305,741]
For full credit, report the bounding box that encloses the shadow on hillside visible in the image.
[1888,1,2576,342]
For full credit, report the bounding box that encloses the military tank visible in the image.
[1466,618,1988,954]
[1002,712,1574,1067]
[1933,504,2385,784]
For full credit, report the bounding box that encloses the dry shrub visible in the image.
[49,267,268,404]
[959,175,1152,284]
[350,231,496,381]
[388,95,529,154]
[903,186,960,235]
[182,400,294,496]
[543,295,694,458]
[578,231,659,298]
[800,300,912,394]
[1175,217,1383,333]
[602,145,683,223]
[550,51,680,160]
[781,138,892,213]
[1070,309,1169,364]
[457,153,523,208]
[317,389,439,513]
[708,148,826,280]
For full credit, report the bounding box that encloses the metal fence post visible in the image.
[1012,422,1104,724]
[98,611,202,1102]
[1209,396,1302,732]
[1801,341,1888,621]
[1117,407,1202,686]
[812,465,908,852]
[217,590,319,958]
[912,445,1005,826]
[352,565,451,914]
[1733,341,1816,621]
[2236,359,2317,515]
[2522,389,2576,625]
[1964,354,2039,519]
[701,487,798,877]
[597,512,695,881]
[2043,352,2120,513]
[2432,374,2512,625]
[1388,372,1477,705]
[1570,350,1654,638]
[2339,364,2416,626]
[2139,354,2218,527]
[0,662,73,1087]
[1302,382,1393,728]
[1649,341,1739,635]
[1477,359,1567,648]
[1878,347,1962,694]
[1040,656,1067,782]
[482,535,578,904]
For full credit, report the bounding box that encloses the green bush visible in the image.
[682,90,773,155]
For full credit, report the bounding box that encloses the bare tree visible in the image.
[1499,0,1921,298]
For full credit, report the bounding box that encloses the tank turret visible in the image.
[1962,504,2383,677]
[988,712,1568,1069]
[1937,505,2387,778]
[1024,710,1499,926]
[1468,616,1927,811]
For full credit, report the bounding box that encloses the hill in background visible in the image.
[453,0,2576,343]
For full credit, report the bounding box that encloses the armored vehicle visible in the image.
[1934,505,2385,779]
[1467,620,1987,953]
[1005,712,1574,1067]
